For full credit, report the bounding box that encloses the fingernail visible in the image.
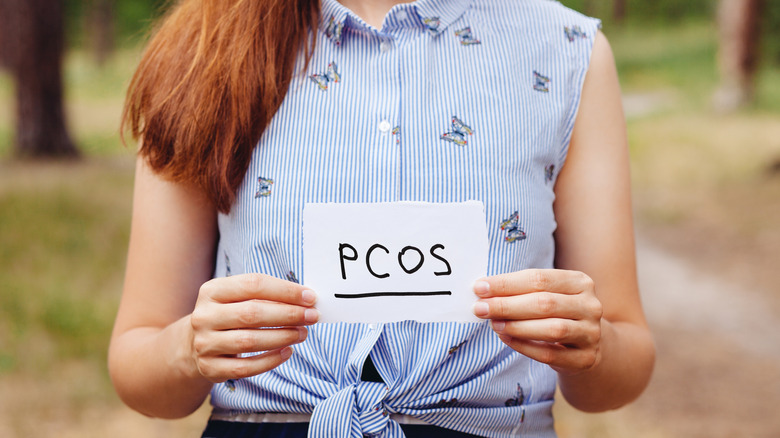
[297,327,308,342]
[473,301,489,317]
[492,320,506,332]
[302,289,317,305]
[280,346,293,360]
[304,308,320,324]
[473,281,490,297]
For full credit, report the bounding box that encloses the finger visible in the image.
[491,318,600,348]
[193,327,308,356]
[496,336,600,374]
[475,269,594,298]
[204,300,320,330]
[201,274,317,306]
[473,293,587,321]
[196,347,294,382]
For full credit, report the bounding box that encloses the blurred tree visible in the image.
[763,1,780,65]
[715,0,763,111]
[0,4,6,68]
[582,0,595,16]
[88,0,114,66]
[613,0,626,23]
[1,0,78,158]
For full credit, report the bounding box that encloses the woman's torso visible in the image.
[211,1,600,436]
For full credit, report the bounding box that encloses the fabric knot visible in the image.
[356,381,393,436]
[309,382,404,438]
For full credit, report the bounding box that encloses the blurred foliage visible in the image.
[64,0,169,47]
[763,1,780,65]
[611,23,719,105]
[57,0,780,66]
[560,0,716,24]
[561,0,780,66]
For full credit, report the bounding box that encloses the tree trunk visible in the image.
[3,0,79,158]
[613,0,627,23]
[714,0,763,111]
[582,0,596,16]
[0,1,9,68]
[88,0,115,66]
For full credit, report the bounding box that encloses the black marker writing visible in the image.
[334,291,453,299]
[366,244,390,279]
[338,243,453,279]
[339,243,358,280]
[397,246,424,274]
[430,244,452,276]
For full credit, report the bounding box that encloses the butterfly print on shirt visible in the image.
[500,211,527,243]
[545,164,555,183]
[310,62,341,91]
[564,25,587,42]
[423,17,441,35]
[533,71,551,93]
[255,177,274,198]
[505,383,525,407]
[325,16,344,45]
[440,116,474,146]
[455,27,481,45]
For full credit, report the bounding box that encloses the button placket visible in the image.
[369,28,402,201]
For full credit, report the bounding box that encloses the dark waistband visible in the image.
[202,419,483,438]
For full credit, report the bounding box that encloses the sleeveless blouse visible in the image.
[210,1,600,437]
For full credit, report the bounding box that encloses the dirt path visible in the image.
[620,237,780,438]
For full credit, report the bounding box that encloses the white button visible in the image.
[378,120,392,133]
[396,10,408,21]
[368,323,376,330]
[380,41,392,53]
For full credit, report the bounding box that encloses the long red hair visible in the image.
[122,0,320,213]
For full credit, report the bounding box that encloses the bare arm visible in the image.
[551,30,654,411]
[108,159,318,418]
[473,32,655,412]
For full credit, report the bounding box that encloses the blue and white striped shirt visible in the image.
[211,1,600,436]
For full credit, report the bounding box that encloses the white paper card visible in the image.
[303,201,488,323]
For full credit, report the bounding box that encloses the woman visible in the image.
[109,0,655,436]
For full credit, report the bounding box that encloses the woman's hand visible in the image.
[190,273,319,383]
[472,269,603,375]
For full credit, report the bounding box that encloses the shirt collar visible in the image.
[413,0,472,36]
[318,0,472,45]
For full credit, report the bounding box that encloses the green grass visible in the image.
[755,68,780,112]
[0,159,134,374]
[610,22,719,102]
[607,20,780,114]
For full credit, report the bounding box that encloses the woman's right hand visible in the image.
[189,273,319,383]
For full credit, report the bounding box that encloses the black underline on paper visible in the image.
[333,291,453,299]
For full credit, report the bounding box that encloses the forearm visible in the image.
[557,319,655,412]
[108,315,213,418]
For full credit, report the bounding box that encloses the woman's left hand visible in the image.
[473,269,604,376]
